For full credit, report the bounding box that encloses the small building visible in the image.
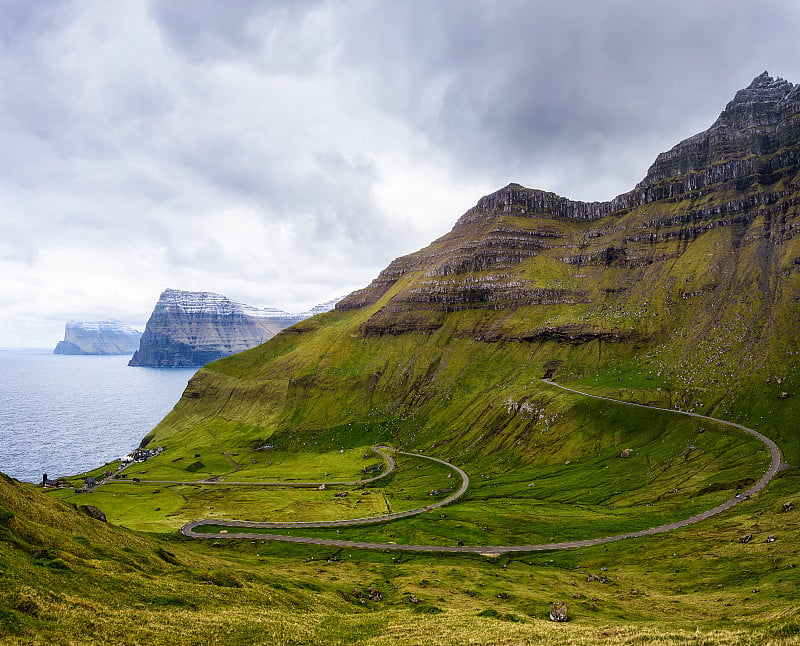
[41,473,60,488]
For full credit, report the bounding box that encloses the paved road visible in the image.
[180,381,785,555]
[181,449,469,532]
[105,446,396,488]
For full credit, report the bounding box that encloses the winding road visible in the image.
[108,446,397,488]
[180,380,785,555]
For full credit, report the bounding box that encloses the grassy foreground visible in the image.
[2,463,800,645]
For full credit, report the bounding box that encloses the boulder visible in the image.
[782,501,794,512]
[549,601,569,622]
[79,505,107,522]
[620,448,633,458]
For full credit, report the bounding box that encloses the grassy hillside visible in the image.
[4,467,800,645]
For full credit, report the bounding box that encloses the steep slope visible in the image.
[146,73,800,468]
[53,320,141,355]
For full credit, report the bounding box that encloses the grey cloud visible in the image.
[332,0,800,197]
[3,0,800,346]
[147,0,323,64]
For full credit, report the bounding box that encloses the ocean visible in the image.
[0,349,196,483]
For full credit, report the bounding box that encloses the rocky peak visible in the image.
[717,72,797,130]
[454,183,613,227]
[64,319,140,334]
[637,71,800,189]
[453,74,800,228]
[129,290,342,367]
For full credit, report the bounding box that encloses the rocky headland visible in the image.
[129,289,339,367]
[53,320,142,355]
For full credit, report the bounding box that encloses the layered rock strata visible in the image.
[129,289,339,367]
[53,320,142,355]
[337,73,800,342]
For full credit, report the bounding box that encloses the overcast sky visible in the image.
[2,0,799,347]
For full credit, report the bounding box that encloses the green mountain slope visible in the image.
[147,73,800,470]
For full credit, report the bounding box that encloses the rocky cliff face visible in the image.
[53,320,142,355]
[129,289,339,367]
[337,73,800,347]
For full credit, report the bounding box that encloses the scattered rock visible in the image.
[496,592,510,599]
[619,448,633,458]
[368,586,383,602]
[738,534,753,544]
[406,594,419,604]
[779,392,789,399]
[79,505,107,522]
[782,501,794,512]
[549,600,569,622]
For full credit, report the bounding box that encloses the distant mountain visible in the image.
[53,320,142,355]
[128,289,341,367]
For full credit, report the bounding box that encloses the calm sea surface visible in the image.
[0,349,196,482]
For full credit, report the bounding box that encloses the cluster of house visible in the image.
[120,446,165,463]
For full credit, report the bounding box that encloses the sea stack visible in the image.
[53,320,142,355]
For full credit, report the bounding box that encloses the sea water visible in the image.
[0,349,196,482]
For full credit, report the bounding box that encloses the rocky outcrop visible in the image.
[53,320,141,355]
[549,601,569,622]
[637,73,800,189]
[129,290,339,367]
